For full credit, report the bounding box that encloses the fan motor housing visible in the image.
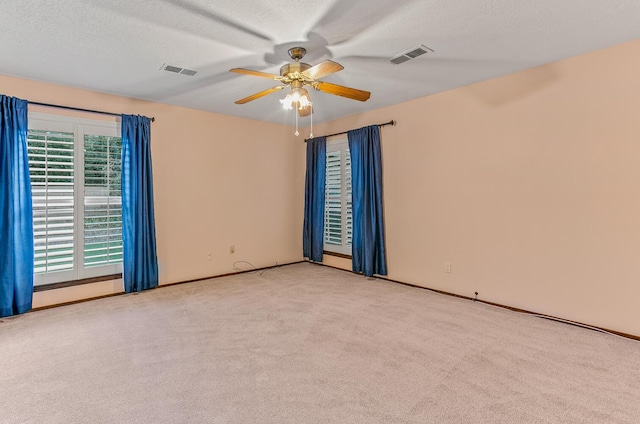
[280,62,311,78]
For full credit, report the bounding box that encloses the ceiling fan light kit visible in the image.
[230,47,371,137]
[280,85,312,111]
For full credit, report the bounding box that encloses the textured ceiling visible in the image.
[2,0,640,125]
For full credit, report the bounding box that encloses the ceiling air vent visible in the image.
[160,63,198,76]
[389,45,433,65]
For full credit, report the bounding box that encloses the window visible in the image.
[324,138,352,256]
[27,113,123,286]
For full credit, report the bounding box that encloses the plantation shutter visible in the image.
[28,129,75,274]
[325,150,342,245]
[324,140,352,255]
[345,148,352,246]
[27,114,123,285]
[84,134,123,267]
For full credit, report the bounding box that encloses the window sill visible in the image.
[323,250,352,260]
[33,274,123,292]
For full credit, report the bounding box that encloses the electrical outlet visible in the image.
[444,262,452,273]
[229,245,235,254]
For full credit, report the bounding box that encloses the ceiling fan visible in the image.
[230,47,371,117]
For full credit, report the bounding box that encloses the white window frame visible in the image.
[28,112,123,286]
[324,137,352,256]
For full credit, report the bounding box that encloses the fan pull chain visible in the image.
[295,109,299,136]
[309,106,313,138]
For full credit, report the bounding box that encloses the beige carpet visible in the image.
[1,263,639,423]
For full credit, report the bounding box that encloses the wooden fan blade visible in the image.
[302,60,343,80]
[235,86,285,104]
[230,68,282,80]
[298,106,313,117]
[314,81,370,102]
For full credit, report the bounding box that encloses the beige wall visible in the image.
[0,75,305,308]
[313,39,640,336]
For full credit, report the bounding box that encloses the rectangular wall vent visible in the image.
[160,63,198,76]
[389,45,433,65]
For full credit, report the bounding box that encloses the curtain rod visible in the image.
[304,120,395,142]
[28,101,155,122]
